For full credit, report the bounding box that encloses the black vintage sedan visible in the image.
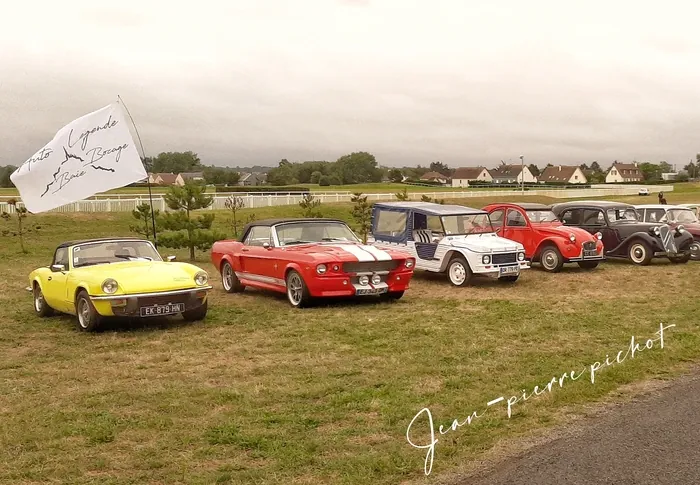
[551,201,694,265]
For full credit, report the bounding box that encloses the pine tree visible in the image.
[350,192,372,243]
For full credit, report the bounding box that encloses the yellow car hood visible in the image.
[72,261,203,294]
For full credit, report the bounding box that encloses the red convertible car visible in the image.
[482,203,605,272]
[211,218,415,307]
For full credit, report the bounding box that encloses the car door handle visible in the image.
[242,248,250,252]
[48,277,52,281]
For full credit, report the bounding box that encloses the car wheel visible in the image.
[628,241,652,265]
[221,261,245,293]
[690,241,700,261]
[447,255,472,287]
[182,299,208,321]
[381,291,405,301]
[286,270,311,308]
[539,245,564,273]
[577,261,599,270]
[75,290,102,332]
[498,275,519,283]
[33,284,54,317]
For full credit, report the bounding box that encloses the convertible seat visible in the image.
[413,230,433,243]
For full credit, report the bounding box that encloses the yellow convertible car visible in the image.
[27,237,212,331]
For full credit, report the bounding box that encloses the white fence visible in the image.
[0,185,675,214]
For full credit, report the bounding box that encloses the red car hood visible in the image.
[282,242,409,262]
[670,221,700,236]
[531,222,597,240]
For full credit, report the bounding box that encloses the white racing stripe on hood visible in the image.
[333,244,376,261]
[361,245,393,261]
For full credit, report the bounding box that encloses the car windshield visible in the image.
[667,209,699,223]
[73,240,161,267]
[607,208,638,222]
[441,214,494,235]
[275,222,361,246]
[526,210,558,222]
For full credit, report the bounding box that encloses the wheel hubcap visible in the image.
[223,264,233,290]
[78,299,90,328]
[287,274,302,305]
[631,245,644,262]
[542,251,557,269]
[449,262,466,285]
[690,242,700,258]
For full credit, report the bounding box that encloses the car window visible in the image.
[426,216,444,236]
[244,226,272,246]
[54,248,69,267]
[582,209,605,226]
[644,209,667,223]
[506,209,526,227]
[560,209,582,225]
[490,209,504,230]
[374,210,407,236]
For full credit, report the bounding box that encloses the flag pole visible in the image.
[116,95,158,248]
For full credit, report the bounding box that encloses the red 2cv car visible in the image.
[211,218,415,307]
[482,203,605,272]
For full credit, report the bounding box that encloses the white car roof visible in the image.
[634,204,690,210]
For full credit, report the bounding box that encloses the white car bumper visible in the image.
[471,260,531,277]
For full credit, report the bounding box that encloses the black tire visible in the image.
[539,245,564,273]
[689,241,700,261]
[446,255,473,287]
[498,275,519,283]
[628,241,652,266]
[221,261,245,293]
[33,283,54,317]
[382,291,405,301]
[669,253,691,264]
[75,290,102,332]
[577,261,599,270]
[182,299,208,321]
[286,270,311,308]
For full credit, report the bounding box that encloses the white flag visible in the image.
[10,103,148,213]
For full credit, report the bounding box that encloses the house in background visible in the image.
[661,172,678,181]
[419,171,449,184]
[175,172,205,185]
[153,173,178,185]
[538,165,587,184]
[238,172,268,186]
[605,162,643,183]
[451,167,493,187]
[489,164,538,184]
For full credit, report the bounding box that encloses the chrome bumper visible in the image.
[90,286,213,301]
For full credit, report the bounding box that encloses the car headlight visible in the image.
[102,278,118,294]
[332,264,340,271]
[518,252,525,261]
[405,258,415,268]
[569,233,576,242]
[316,264,327,274]
[194,271,208,286]
[595,232,603,240]
[650,226,661,236]
[677,225,686,233]
[359,275,369,285]
[482,254,491,264]
[371,274,381,285]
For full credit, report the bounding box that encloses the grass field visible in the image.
[0,193,699,484]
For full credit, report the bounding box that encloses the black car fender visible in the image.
[606,232,662,255]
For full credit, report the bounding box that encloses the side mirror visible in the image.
[51,264,65,272]
[167,255,176,262]
[262,242,271,249]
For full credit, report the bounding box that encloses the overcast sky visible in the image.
[2,0,700,169]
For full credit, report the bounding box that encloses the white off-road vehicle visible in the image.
[369,202,530,285]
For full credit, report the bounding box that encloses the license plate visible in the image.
[140,303,185,317]
[499,265,519,275]
[583,249,598,258]
[356,287,388,296]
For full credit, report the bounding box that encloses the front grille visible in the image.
[343,260,401,274]
[583,241,596,251]
[492,253,517,265]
